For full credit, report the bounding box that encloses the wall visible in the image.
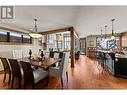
[0,39,42,71]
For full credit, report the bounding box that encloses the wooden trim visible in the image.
[121,31,127,36]
[70,27,75,67]
[39,27,73,35]
[120,34,122,50]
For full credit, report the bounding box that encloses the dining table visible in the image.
[18,57,60,70]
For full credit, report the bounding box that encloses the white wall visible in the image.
[0,39,42,71]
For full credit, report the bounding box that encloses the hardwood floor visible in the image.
[1,55,127,89]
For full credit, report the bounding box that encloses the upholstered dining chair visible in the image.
[49,51,54,58]
[20,61,48,88]
[59,52,63,59]
[8,59,23,88]
[54,52,60,59]
[49,52,70,89]
[44,52,50,58]
[0,57,11,85]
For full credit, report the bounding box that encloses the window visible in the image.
[64,34,70,49]
[10,32,22,43]
[0,29,32,44]
[23,34,32,43]
[56,34,62,49]
[0,30,8,42]
[47,34,57,50]
[47,34,56,44]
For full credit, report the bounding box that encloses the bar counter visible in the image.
[96,50,127,78]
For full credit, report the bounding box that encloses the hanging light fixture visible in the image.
[100,29,103,40]
[104,25,107,39]
[29,19,42,39]
[111,19,115,40]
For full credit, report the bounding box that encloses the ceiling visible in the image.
[1,6,127,37]
[75,6,127,37]
[2,6,79,32]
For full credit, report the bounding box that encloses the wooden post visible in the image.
[70,27,75,67]
[39,26,75,67]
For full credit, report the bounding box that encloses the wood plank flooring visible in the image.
[1,55,127,89]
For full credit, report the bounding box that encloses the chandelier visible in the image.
[29,19,42,39]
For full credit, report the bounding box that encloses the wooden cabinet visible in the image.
[87,47,96,58]
[122,35,127,47]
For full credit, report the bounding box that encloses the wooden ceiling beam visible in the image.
[39,27,74,35]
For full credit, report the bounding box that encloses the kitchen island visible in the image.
[95,50,127,78]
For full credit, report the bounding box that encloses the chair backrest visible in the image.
[49,51,54,58]
[54,52,60,59]
[20,61,34,85]
[44,52,49,58]
[0,57,11,73]
[13,50,23,59]
[59,52,63,59]
[109,53,115,60]
[8,59,21,78]
[59,52,70,77]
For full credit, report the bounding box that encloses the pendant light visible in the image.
[111,19,115,40]
[29,19,42,39]
[104,25,107,39]
[100,29,103,40]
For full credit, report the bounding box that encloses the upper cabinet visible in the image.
[0,30,8,42]
[122,35,127,47]
[0,29,32,44]
[10,32,22,43]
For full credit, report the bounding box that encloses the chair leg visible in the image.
[3,72,6,83]
[8,73,11,85]
[18,78,21,89]
[23,81,27,89]
[11,76,14,88]
[46,76,49,86]
[32,83,35,89]
[66,72,68,82]
[61,78,63,89]
[47,75,49,83]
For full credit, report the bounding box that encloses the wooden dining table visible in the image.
[18,57,60,69]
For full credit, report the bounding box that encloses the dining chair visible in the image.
[52,52,61,67]
[54,52,60,59]
[49,52,70,89]
[20,61,48,88]
[12,50,23,59]
[8,59,23,88]
[44,52,49,58]
[0,57,11,85]
[59,52,63,59]
[49,51,54,58]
